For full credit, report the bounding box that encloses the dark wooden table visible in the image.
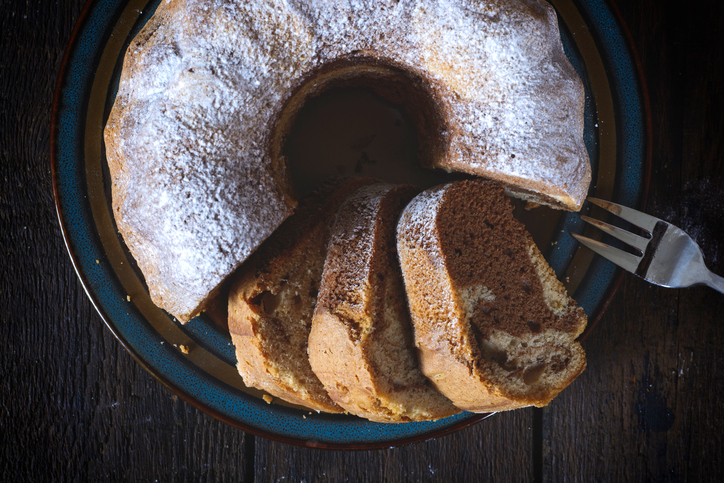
[2,0,723,480]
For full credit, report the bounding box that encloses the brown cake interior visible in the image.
[435,181,586,402]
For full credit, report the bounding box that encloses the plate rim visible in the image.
[51,0,651,449]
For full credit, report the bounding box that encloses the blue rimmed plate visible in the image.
[52,0,650,448]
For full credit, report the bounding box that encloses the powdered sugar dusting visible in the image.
[397,183,461,324]
[106,0,590,321]
[411,0,589,200]
[328,184,390,301]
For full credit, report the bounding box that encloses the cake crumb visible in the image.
[179,344,190,354]
[263,395,273,404]
[95,259,100,264]
[127,295,131,302]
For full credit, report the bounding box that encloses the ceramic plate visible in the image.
[52,0,650,448]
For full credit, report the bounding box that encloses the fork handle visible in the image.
[705,270,724,294]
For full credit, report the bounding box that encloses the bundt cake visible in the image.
[308,184,460,422]
[396,179,587,412]
[227,178,376,413]
[104,0,591,322]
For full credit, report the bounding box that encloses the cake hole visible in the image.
[523,362,547,385]
[550,355,571,373]
[279,60,470,195]
[527,320,541,333]
[478,339,516,371]
[505,357,520,371]
[284,87,427,193]
[251,291,281,315]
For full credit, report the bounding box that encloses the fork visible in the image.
[572,198,724,293]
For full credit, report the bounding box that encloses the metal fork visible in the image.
[572,198,724,293]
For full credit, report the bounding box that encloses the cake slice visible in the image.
[228,178,376,413]
[308,183,460,423]
[396,179,587,412]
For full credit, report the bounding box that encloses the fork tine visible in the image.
[579,215,650,253]
[571,233,642,273]
[587,198,661,233]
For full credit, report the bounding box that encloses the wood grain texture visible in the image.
[543,0,724,480]
[254,410,533,482]
[1,0,251,481]
[1,0,723,480]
